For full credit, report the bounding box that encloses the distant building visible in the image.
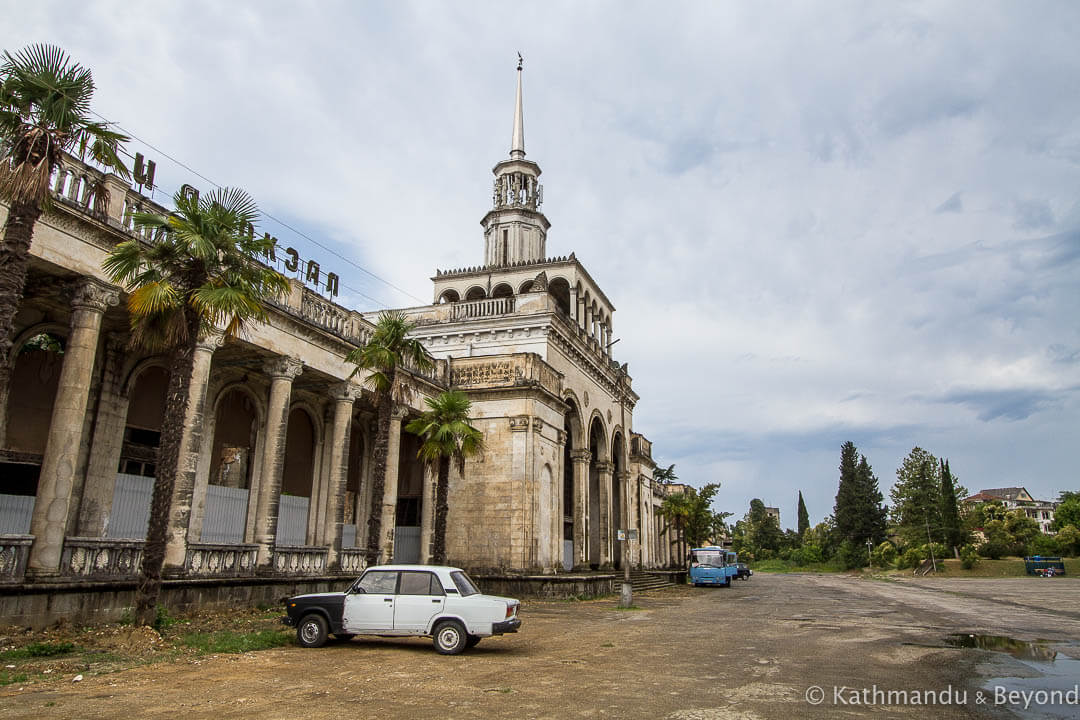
[765,507,781,526]
[962,487,1058,534]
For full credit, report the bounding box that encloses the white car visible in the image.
[281,565,521,654]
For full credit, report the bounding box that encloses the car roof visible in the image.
[364,565,463,573]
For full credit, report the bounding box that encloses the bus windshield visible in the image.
[691,550,726,568]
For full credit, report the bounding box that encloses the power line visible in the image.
[23,73,430,308]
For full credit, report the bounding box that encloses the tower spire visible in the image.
[511,53,525,160]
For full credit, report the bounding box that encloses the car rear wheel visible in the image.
[297,614,328,648]
[433,620,467,655]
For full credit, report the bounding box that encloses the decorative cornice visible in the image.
[69,277,120,313]
[433,254,575,279]
[263,355,303,380]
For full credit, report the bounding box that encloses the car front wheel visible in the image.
[297,614,328,648]
[433,620,467,655]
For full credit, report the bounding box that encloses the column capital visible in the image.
[570,448,591,463]
[509,415,530,432]
[531,417,545,433]
[391,405,409,420]
[330,381,362,403]
[196,329,225,352]
[263,355,303,380]
[69,277,120,313]
[595,461,614,474]
[614,470,630,481]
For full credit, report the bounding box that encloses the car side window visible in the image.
[356,570,398,594]
[398,571,439,596]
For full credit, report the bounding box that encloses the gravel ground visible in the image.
[1,573,1078,719]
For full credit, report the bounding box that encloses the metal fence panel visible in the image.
[276,495,309,546]
[563,539,574,571]
[342,523,357,548]
[0,494,35,535]
[393,526,421,564]
[201,485,250,544]
[107,474,153,539]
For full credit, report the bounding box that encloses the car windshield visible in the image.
[691,551,725,567]
[450,571,480,596]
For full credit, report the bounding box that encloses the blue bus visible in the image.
[689,546,739,587]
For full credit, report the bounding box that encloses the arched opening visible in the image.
[491,283,514,299]
[438,289,460,304]
[0,331,64,534]
[562,399,581,571]
[393,428,424,563]
[203,387,259,544]
[548,277,571,317]
[518,279,536,294]
[278,407,316,546]
[611,432,625,569]
[588,416,607,568]
[464,286,486,302]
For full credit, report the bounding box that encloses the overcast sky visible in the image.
[5,1,1079,527]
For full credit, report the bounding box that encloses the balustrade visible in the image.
[60,538,144,578]
[451,297,515,320]
[271,546,329,574]
[0,536,32,582]
[185,543,258,577]
[338,548,368,574]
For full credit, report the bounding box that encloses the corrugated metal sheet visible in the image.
[276,495,309,546]
[106,474,153,539]
[0,494,34,535]
[201,485,249,544]
[393,525,421,563]
[342,523,357,548]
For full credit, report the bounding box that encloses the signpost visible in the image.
[618,529,638,607]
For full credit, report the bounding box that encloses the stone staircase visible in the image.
[628,570,682,592]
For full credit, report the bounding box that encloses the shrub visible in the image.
[897,548,923,570]
[791,544,824,567]
[871,541,897,568]
[959,544,980,570]
[835,540,868,570]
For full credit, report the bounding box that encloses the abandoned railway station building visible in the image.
[0,67,673,625]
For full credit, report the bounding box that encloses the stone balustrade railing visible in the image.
[298,287,374,347]
[0,536,32,582]
[272,546,329,574]
[60,537,144,579]
[451,296,515,320]
[449,352,562,397]
[338,549,368,575]
[185,543,258,577]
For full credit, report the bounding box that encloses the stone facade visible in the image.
[0,66,673,624]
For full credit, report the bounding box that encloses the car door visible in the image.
[393,571,445,633]
[343,570,399,633]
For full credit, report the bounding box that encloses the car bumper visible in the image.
[492,618,521,634]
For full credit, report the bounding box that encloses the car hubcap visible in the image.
[439,627,459,648]
[301,622,319,643]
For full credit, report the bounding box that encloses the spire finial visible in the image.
[511,53,525,160]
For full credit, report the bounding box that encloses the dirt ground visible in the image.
[2,573,1079,719]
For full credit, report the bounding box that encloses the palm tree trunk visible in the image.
[432,457,450,564]
[134,310,199,625]
[365,377,394,560]
[0,200,44,446]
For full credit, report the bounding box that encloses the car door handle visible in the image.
[431,599,441,604]
[383,598,393,603]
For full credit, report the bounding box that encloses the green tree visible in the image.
[834,442,887,546]
[682,483,723,549]
[1051,491,1080,532]
[939,459,965,555]
[404,390,483,564]
[653,464,677,484]
[346,310,432,562]
[890,446,941,546]
[797,491,810,537]
[103,186,288,625]
[0,44,128,440]
[746,498,783,557]
[658,489,693,566]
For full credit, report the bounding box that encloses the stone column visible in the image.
[163,330,224,568]
[324,382,358,568]
[568,286,578,322]
[377,406,407,564]
[596,461,614,566]
[419,462,435,564]
[253,356,303,568]
[570,449,590,568]
[28,279,118,573]
[77,333,128,536]
[584,304,593,338]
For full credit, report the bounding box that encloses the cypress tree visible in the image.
[797,491,810,537]
[939,459,962,555]
[834,441,887,545]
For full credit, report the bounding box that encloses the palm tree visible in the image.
[103,186,289,625]
[404,390,483,564]
[0,44,128,440]
[346,310,432,563]
[658,490,692,568]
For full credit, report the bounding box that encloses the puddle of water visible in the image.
[945,634,1080,719]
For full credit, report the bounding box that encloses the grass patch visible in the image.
[0,641,78,661]
[750,559,845,574]
[612,605,644,611]
[0,671,28,686]
[178,629,292,654]
[900,557,1080,578]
